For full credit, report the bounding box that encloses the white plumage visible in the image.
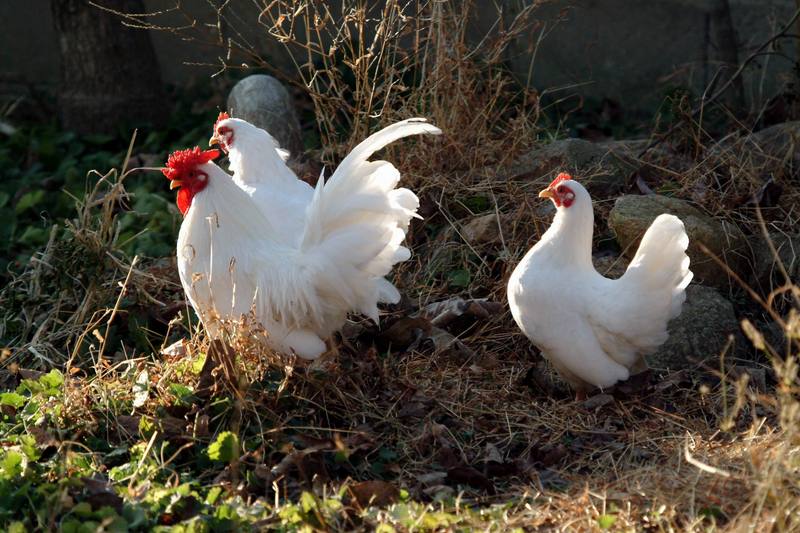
[507,173,693,391]
[167,117,440,359]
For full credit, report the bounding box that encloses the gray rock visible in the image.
[762,320,789,354]
[592,253,628,280]
[461,213,506,245]
[747,232,800,292]
[505,138,634,198]
[608,194,745,288]
[227,74,303,157]
[710,122,800,174]
[647,285,739,370]
[743,121,800,161]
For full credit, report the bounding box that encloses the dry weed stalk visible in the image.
[101,0,543,176]
[0,133,177,370]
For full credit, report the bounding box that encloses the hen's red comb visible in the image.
[547,172,574,189]
[162,147,220,180]
[214,111,230,130]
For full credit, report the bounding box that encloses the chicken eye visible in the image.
[556,185,565,193]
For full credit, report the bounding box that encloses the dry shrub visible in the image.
[0,135,178,369]
[101,0,543,179]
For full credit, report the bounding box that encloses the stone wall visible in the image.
[2,0,796,113]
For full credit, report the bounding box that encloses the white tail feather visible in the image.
[615,213,694,351]
[299,118,441,323]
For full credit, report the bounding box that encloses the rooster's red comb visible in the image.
[547,172,574,189]
[162,147,220,180]
[214,111,230,130]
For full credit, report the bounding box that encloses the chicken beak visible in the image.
[169,180,183,190]
[209,134,220,147]
[538,188,556,199]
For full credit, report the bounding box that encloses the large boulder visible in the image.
[504,138,633,197]
[608,194,745,288]
[227,74,303,157]
[647,285,739,370]
[747,232,800,292]
[742,121,800,163]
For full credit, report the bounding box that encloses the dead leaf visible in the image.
[423,484,455,499]
[446,466,495,494]
[614,369,652,397]
[483,443,503,464]
[379,317,432,350]
[436,445,461,469]
[132,370,149,408]
[422,297,502,329]
[161,339,189,358]
[18,368,44,381]
[197,340,238,399]
[116,415,141,437]
[29,426,59,450]
[80,475,123,513]
[417,471,448,486]
[425,328,475,359]
[635,175,655,194]
[536,444,568,467]
[582,393,614,410]
[347,480,399,508]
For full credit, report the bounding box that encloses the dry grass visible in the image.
[3,1,800,530]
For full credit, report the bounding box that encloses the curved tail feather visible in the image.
[299,118,442,323]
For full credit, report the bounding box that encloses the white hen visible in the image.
[166,118,440,359]
[507,173,693,393]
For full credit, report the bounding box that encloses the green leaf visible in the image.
[7,522,26,533]
[39,368,64,390]
[207,431,239,463]
[462,195,490,213]
[0,191,10,209]
[191,353,207,375]
[597,514,616,529]
[14,190,45,214]
[206,486,223,505]
[19,434,41,461]
[1,450,25,479]
[0,392,26,409]
[17,226,49,248]
[447,269,470,288]
[168,383,195,405]
[300,491,318,514]
[73,501,93,517]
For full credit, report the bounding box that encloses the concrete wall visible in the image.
[1,0,796,113]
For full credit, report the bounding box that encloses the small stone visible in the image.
[227,74,303,157]
[647,285,739,370]
[461,213,504,245]
[609,194,745,288]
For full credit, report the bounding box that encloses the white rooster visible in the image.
[209,112,313,246]
[165,117,440,359]
[507,173,693,395]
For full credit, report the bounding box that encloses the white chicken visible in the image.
[507,173,693,394]
[164,117,440,359]
[209,112,313,246]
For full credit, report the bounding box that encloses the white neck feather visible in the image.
[228,126,298,188]
[538,185,594,270]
